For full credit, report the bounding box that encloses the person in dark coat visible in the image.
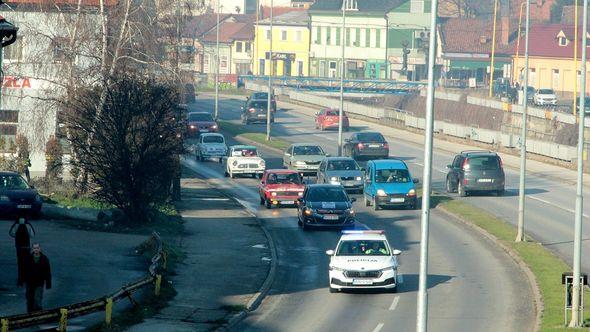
[24,243,51,313]
[9,216,35,286]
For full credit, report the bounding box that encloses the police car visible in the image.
[326,230,401,293]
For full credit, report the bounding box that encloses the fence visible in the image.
[0,232,166,332]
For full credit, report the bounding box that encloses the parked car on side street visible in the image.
[195,133,227,162]
[0,171,42,219]
[575,96,590,113]
[297,184,356,231]
[316,157,363,193]
[445,150,505,197]
[363,159,418,210]
[241,99,275,124]
[315,108,349,131]
[222,145,266,179]
[186,112,218,138]
[343,131,389,160]
[258,169,305,209]
[283,143,328,175]
[534,88,557,106]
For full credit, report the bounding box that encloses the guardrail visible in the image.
[0,232,167,332]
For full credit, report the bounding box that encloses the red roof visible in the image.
[514,24,590,59]
[441,17,517,55]
[260,6,306,19]
[201,21,254,43]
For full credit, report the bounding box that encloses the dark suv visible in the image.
[241,99,275,124]
[445,150,505,196]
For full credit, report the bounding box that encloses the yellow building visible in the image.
[512,24,590,95]
[253,10,310,77]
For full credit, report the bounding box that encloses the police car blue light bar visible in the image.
[342,230,385,235]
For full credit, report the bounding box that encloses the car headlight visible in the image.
[298,191,304,196]
[190,125,196,129]
[271,192,277,197]
[304,208,314,215]
[355,176,362,181]
[295,161,306,166]
[408,189,416,196]
[330,176,338,182]
[211,125,218,129]
[329,265,345,272]
[345,208,355,216]
[0,195,10,201]
[377,189,387,196]
[380,266,394,272]
[259,160,265,167]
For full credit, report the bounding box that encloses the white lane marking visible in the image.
[192,198,230,201]
[411,161,447,174]
[389,296,400,311]
[414,162,424,167]
[528,196,590,218]
[372,323,385,332]
[252,244,267,249]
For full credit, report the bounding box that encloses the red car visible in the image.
[258,169,305,209]
[315,108,349,131]
[186,112,218,137]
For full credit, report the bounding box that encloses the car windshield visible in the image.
[293,145,324,156]
[203,135,224,143]
[327,160,359,171]
[252,92,272,99]
[538,89,554,94]
[266,173,302,184]
[336,240,390,256]
[375,169,411,183]
[249,101,268,109]
[234,147,257,157]
[0,175,30,190]
[466,156,500,170]
[306,187,348,202]
[188,113,213,122]
[325,110,343,116]
[357,132,385,142]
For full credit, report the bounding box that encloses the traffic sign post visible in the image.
[562,272,588,326]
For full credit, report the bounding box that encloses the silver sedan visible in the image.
[316,157,364,193]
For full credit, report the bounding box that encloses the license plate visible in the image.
[258,114,265,117]
[324,214,339,220]
[477,179,493,183]
[200,129,209,132]
[17,204,32,209]
[369,144,381,148]
[352,279,374,285]
[281,200,294,205]
[390,198,405,203]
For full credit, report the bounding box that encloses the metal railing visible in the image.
[0,232,166,332]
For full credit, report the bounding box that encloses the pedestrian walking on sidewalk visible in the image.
[9,216,35,286]
[24,243,51,313]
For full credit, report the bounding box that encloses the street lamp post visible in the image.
[266,0,273,141]
[214,3,221,120]
[338,3,345,156]
[489,0,499,98]
[516,0,530,243]
[570,0,588,326]
[416,0,439,330]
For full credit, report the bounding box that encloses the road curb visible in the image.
[180,165,278,332]
[436,205,542,332]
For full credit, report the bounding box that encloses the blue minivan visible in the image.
[363,159,419,210]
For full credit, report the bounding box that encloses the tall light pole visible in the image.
[416,0,438,330]
[570,0,588,325]
[214,2,221,119]
[488,0,499,98]
[338,3,345,156]
[266,0,273,141]
[515,0,530,243]
[513,2,525,86]
[573,0,579,117]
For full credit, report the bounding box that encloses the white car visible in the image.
[326,230,401,293]
[534,88,557,106]
[195,133,227,162]
[222,145,266,179]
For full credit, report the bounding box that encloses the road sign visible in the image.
[562,272,587,326]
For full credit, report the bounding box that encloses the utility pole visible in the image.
[416,0,438,330]
[214,2,220,119]
[489,0,498,98]
[516,0,531,243]
[570,0,588,325]
[573,0,579,117]
[338,3,345,156]
[266,0,273,141]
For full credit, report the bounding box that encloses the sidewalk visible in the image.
[128,170,271,331]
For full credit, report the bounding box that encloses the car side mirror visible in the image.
[412,178,419,184]
[326,249,335,256]
[350,197,357,203]
[297,197,304,204]
[285,153,291,157]
[315,112,319,116]
[392,249,402,256]
[29,185,35,189]
[446,164,452,169]
[325,154,331,157]
[360,168,365,172]
[365,179,372,184]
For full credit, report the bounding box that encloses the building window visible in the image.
[365,28,371,47]
[259,59,265,75]
[558,36,567,46]
[296,30,302,42]
[297,60,304,76]
[281,30,287,41]
[245,42,251,52]
[204,54,210,72]
[326,27,331,45]
[336,27,341,45]
[552,69,560,90]
[316,26,322,44]
[236,42,243,52]
[266,29,272,40]
[343,0,357,10]
[376,29,381,48]
[346,28,351,46]
[220,55,228,69]
[410,0,424,13]
[354,28,360,46]
[3,36,23,61]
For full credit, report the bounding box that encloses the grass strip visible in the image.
[219,120,290,150]
[438,198,589,331]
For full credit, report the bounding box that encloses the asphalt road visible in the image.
[182,96,534,332]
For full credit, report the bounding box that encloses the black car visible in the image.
[343,131,389,160]
[445,150,505,197]
[0,172,42,219]
[241,99,275,124]
[297,184,356,231]
[248,92,276,112]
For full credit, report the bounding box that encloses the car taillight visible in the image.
[463,178,469,185]
[357,143,364,149]
[383,143,389,149]
[462,158,470,170]
[498,157,503,168]
[249,108,255,113]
